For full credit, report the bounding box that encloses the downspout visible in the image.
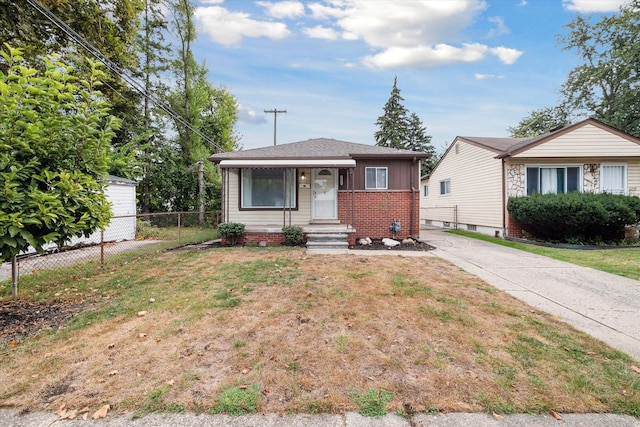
[351,168,355,230]
[282,169,286,228]
[410,158,416,238]
[501,158,506,237]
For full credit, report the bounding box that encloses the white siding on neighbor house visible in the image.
[512,124,640,158]
[508,157,640,197]
[225,168,312,227]
[422,140,503,229]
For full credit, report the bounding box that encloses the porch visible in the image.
[241,223,356,248]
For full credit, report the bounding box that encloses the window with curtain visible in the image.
[365,167,387,189]
[601,164,627,195]
[526,166,580,195]
[241,168,296,208]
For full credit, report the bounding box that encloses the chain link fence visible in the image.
[1,211,221,285]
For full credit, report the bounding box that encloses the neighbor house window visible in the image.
[601,164,627,195]
[365,167,387,189]
[241,168,296,208]
[440,179,451,195]
[526,166,580,196]
[423,185,429,197]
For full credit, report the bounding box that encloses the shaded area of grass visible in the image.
[1,247,639,417]
[448,230,640,280]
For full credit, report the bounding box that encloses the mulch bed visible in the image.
[350,238,434,251]
[0,300,89,345]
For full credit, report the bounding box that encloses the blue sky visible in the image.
[189,0,629,152]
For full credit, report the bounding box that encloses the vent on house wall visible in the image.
[467,224,477,231]
[443,221,451,228]
[424,219,432,225]
[455,144,459,154]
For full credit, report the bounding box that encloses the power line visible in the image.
[24,0,225,153]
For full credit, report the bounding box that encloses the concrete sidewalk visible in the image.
[421,228,640,361]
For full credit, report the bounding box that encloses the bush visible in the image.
[508,192,640,244]
[282,225,303,246]
[218,222,245,246]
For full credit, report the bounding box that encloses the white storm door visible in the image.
[312,168,337,219]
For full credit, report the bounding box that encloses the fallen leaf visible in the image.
[83,413,89,420]
[466,370,478,379]
[8,341,17,348]
[56,403,67,418]
[549,410,562,420]
[92,404,110,419]
[241,368,250,374]
[139,333,147,338]
[79,407,90,414]
[492,413,504,420]
[239,385,248,389]
[167,379,175,386]
[63,410,78,420]
[630,365,640,374]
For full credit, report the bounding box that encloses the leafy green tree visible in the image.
[375,76,409,149]
[558,0,640,136]
[508,106,571,137]
[0,46,118,262]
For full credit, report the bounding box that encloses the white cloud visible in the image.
[486,16,510,38]
[304,25,339,40]
[308,1,522,68]
[489,46,523,64]
[237,104,267,124]
[257,1,305,19]
[562,0,628,12]
[475,73,504,80]
[194,5,290,46]
[519,0,527,5]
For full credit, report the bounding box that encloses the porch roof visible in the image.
[218,159,356,168]
[209,137,429,167]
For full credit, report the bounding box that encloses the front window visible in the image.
[241,168,296,208]
[365,167,387,189]
[526,166,580,195]
[601,164,627,195]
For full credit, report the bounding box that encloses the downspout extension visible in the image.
[501,158,507,237]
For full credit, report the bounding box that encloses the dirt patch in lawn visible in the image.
[0,248,638,418]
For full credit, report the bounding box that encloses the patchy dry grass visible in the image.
[1,247,639,418]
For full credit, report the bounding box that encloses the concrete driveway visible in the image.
[420,228,640,361]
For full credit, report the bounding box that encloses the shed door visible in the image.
[312,168,337,220]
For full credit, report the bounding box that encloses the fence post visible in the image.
[101,229,105,267]
[178,212,182,245]
[11,255,18,300]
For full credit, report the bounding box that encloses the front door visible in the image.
[312,168,337,220]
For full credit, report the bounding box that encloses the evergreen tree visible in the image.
[375,76,409,149]
[406,113,436,175]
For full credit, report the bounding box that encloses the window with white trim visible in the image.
[423,185,429,197]
[526,166,580,195]
[601,164,627,195]
[241,168,296,208]
[365,167,388,189]
[440,179,451,195]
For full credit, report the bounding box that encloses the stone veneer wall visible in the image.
[506,164,525,197]
[583,163,600,193]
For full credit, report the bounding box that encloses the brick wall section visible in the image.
[507,214,524,238]
[222,232,292,245]
[338,190,420,240]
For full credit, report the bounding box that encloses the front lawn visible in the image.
[1,247,639,418]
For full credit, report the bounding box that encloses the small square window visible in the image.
[423,185,429,197]
[365,167,388,189]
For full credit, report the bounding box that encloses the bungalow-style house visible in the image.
[422,118,640,237]
[209,138,429,247]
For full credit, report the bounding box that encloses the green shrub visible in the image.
[210,385,261,416]
[282,225,304,246]
[218,222,245,246]
[508,192,640,243]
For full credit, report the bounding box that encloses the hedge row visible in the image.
[507,192,640,243]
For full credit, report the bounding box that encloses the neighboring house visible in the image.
[23,175,138,254]
[422,118,640,237]
[208,138,429,246]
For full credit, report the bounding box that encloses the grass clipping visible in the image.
[1,247,639,417]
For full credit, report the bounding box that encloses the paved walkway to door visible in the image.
[420,228,640,361]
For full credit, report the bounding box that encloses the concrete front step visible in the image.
[306,233,349,250]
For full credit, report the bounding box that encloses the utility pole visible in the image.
[197,159,204,225]
[264,108,287,145]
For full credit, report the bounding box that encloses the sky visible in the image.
[188,0,630,153]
